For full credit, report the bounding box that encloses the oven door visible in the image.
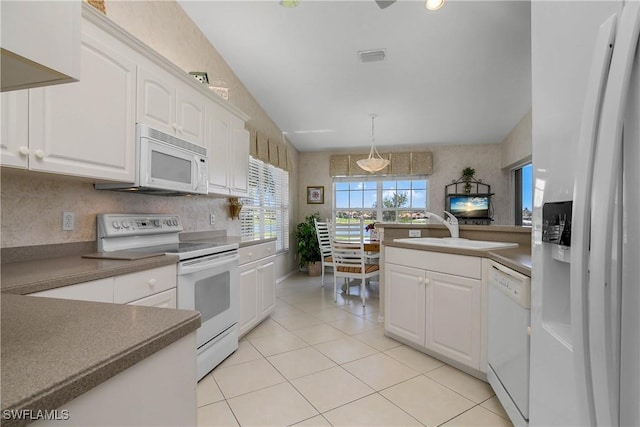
[176,251,239,349]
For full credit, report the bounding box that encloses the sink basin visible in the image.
[393,237,518,251]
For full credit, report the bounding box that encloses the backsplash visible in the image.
[0,169,238,249]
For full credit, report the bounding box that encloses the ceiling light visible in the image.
[280,0,300,7]
[425,0,445,11]
[357,114,390,173]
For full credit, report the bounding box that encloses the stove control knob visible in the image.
[152,220,160,227]
[164,219,170,226]
[112,221,121,229]
[121,221,130,229]
[172,219,179,226]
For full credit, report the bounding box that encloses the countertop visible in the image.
[0,294,200,426]
[1,254,179,295]
[384,239,531,277]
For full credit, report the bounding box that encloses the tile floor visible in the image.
[197,273,513,427]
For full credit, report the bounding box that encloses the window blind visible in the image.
[240,157,289,252]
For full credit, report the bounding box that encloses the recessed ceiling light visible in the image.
[280,0,300,8]
[425,0,445,11]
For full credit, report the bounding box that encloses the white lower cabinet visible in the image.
[238,241,276,337]
[30,265,177,309]
[385,247,484,373]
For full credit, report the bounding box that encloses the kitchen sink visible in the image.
[393,237,518,251]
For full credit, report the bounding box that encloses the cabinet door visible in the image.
[30,277,114,303]
[384,263,426,346]
[239,265,259,337]
[205,101,230,193]
[175,83,206,146]
[137,64,176,136]
[425,271,482,370]
[28,31,136,181]
[230,126,250,196]
[259,259,276,317]
[0,90,29,168]
[128,288,177,309]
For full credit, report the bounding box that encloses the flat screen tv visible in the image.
[447,195,491,219]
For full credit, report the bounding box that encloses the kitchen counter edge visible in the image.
[1,294,201,426]
[384,240,531,277]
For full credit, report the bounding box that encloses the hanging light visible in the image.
[357,114,390,173]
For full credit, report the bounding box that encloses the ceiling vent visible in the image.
[358,49,387,63]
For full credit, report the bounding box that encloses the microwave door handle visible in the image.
[193,158,200,192]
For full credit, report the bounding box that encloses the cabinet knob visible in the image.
[417,277,424,284]
[172,123,178,131]
[148,278,157,288]
[424,278,431,285]
[18,146,29,156]
[34,149,46,159]
[527,326,532,336]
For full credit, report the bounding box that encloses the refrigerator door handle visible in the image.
[570,13,617,427]
[589,3,640,426]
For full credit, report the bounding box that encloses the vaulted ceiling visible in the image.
[178,0,531,152]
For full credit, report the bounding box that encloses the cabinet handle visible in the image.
[248,252,253,257]
[148,278,157,288]
[18,146,29,156]
[34,149,46,159]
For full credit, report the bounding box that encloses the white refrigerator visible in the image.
[530,1,639,426]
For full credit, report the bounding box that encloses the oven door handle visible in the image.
[179,254,239,275]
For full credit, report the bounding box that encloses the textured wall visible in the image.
[298,143,511,226]
[0,169,234,248]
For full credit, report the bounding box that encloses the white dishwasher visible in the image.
[486,260,531,427]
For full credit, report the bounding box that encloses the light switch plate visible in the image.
[408,230,421,237]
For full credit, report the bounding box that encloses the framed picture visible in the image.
[307,186,324,204]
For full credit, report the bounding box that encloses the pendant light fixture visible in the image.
[357,114,390,173]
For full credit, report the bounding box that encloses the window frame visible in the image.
[240,156,290,253]
[332,176,429,224]
[513,162,532,227]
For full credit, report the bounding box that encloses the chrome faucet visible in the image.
[425,211,459,238]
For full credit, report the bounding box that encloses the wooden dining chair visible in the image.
[313,218,334,287]
[330,239,380,306]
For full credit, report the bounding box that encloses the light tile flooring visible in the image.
[197,273,513,427]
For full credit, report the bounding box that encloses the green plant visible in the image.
[295,213,322,268]
[462,167,476,193]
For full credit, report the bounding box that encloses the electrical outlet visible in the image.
[62,212,75,231]
[210,214,215,226]
[408,229,421,238]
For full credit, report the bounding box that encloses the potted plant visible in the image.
[462,167,476,194]
[295,213,322,276]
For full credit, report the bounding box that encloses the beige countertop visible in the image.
[384,240,531,277]
[0,294,200,426]
[1,254,179,295]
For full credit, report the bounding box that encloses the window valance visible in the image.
[247,126,292,172]
[329,151,432,177]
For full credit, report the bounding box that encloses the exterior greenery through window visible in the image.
[240,157,289,252]
[333,178,428,224]
[514,163,533,226]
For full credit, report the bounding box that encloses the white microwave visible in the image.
[96,124,209,196]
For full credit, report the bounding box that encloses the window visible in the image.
[514,163,533,226]
[334,177,428,223]
[240,157,289,252]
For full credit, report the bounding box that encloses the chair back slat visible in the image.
[332,218,364,243]
[314,219,332,256]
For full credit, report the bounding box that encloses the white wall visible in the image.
[501,110,532,169]
[297,143,511,225]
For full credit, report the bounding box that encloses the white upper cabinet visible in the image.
[137,63,206,146]
[0,90,29,168]
[205,100,250,196]
[27,23,137,182]
[1,1,80,92]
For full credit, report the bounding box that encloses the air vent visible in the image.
[358,49,387,63]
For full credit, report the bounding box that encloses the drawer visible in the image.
[239,241,276,265]
[127,288,177,309]
[113,264,176,304]
[30,277,114,303]
[386,247,482,279]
